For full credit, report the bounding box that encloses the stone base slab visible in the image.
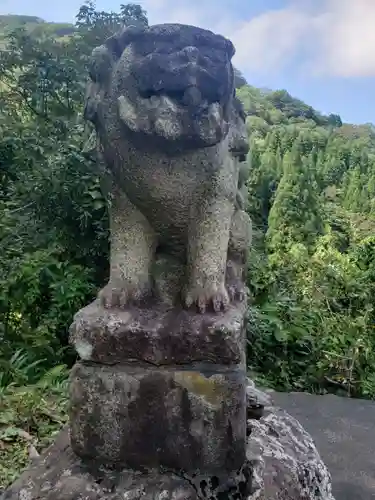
[69,361,246,473]
[69,300,246,366]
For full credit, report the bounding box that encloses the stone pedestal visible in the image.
[68,300,247,474]
[70,363,245,471]
[69,300,246,366]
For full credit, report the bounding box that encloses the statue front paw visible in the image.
[184,281,230,314]
[98,279,151,309]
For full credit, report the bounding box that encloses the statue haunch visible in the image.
[84,23,251,313]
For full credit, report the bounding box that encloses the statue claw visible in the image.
[98,280,151,309]
[184,282,230,314]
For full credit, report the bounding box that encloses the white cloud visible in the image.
[141,0,375,78]
[228,6,311,75]
[3,0,374,78]
[312,0,375,77]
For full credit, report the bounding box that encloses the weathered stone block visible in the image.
[69,300,246,366]
[69,361,246,473]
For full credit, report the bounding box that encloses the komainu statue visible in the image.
[84,23,251,312]
[2,23,336,500]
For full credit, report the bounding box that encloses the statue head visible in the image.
[85,23,236,151]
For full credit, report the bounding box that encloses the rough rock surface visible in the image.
[2,384,335,500]
[247,407,335,500]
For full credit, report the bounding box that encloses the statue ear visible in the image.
[87,24,147,90]
[229,98,249,158]
[233,96,247,122]
[105,25,146,58]
[88,45,114,85]
[226,39,235,59]
[84,25,147,128]
[83,80,102,124]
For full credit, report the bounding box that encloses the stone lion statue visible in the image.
[84,23,251,313]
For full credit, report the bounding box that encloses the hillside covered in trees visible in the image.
[1,3,375,487]
[0,14,75,48]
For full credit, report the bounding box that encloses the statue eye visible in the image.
[155,42,175,54]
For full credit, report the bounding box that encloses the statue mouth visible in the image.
[137,86,224,118]
[116,57,232,146]
[138,83,223,110]
[118,88,227,147]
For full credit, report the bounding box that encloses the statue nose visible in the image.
[183,46,200,62]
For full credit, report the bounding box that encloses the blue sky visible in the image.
[1,0,374,125]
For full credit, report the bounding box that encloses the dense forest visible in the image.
[1,1,375,487]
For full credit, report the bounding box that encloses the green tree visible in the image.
[267,146,324,253]
[0,1,149,372]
